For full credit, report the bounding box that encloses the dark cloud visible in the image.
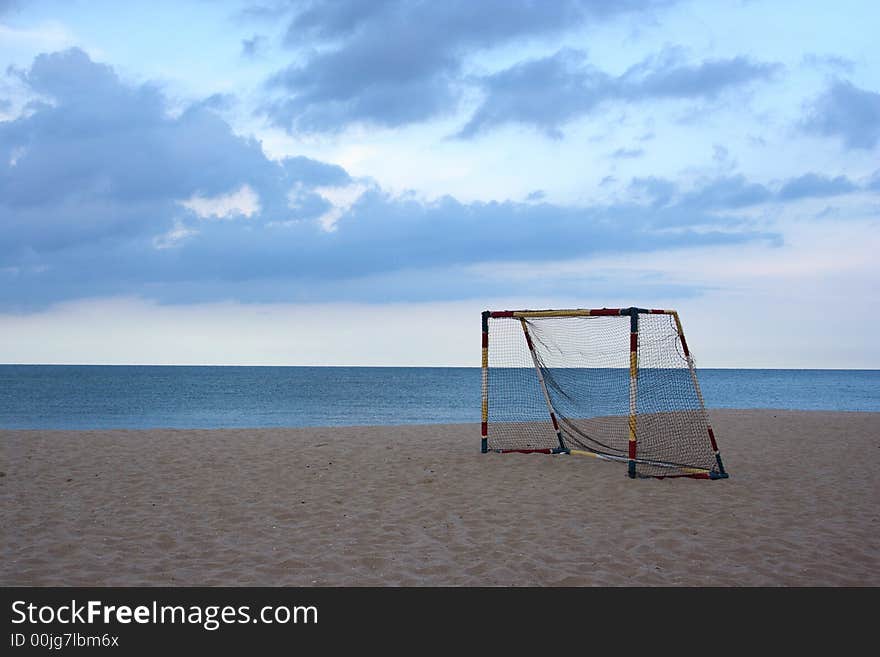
[191,93,236,112]
[456,49,613,139]
[611,147,644,159]
[712,145,731,163]
[629,176,677,207]
[284,0,399,38]
[0,49,343,258]
[631,171,863,211]
[804,79,880,149]
[801,53,855,74]
[777,173,857,201]
[262,0,675,132]
[680,175,774,210]
[525,190,546,201]
[280,155,350,187]
[619,51,780,100]
[2,48,784,311]
[241,35,266,57]
[458,49,779,138]
[2,189,777,309]
[237,2,291,21]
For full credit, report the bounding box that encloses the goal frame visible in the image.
[480,307,728,480]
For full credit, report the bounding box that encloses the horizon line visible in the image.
[2,363,879,371]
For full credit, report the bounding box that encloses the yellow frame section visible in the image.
[510,309,613,318]
[569,449,602,459]
[670,311,685,336]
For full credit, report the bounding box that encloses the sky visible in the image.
[0,0,878,367]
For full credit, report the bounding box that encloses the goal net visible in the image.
[481,308,727,479]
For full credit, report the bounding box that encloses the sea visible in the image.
[0,365,878,430]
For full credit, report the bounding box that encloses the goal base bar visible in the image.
[486,446,728,479]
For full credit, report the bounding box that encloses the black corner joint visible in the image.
[481,310,490,332]
[623,307,649,332]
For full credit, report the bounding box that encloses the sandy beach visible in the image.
[2,409,878,586]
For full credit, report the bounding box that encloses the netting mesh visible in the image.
[485,312,719,478]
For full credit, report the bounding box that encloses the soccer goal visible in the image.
[480,308,728,479]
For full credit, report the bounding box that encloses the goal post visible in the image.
[481,307,728,480]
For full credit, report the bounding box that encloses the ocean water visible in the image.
[0,365,878,430]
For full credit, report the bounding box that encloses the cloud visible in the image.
[261,0,675,132]
[313,182,368,232]
[237,2,291,22]
[241,34,266,57]
[777,173,857,201]
[629,176,677,207]
[458,49,779,138]
[456,49,613,139]
[1,48,788,311]
[525,190,546,202]
[279,155,350,187]
[153,220,199,250]
[0,49,339,259]
[801,53,855,74]
[611,147,644,159]
[679,175,774,210]
[632,171,865,210]
[618,51,780,100]
[804,79,880,149]
[1,189,778,309]
[180,184,261,221]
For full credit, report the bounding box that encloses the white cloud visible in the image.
[152,220,199,249]
[179,184,260,220]
[314,182,368,232]
[8,146,26,167]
